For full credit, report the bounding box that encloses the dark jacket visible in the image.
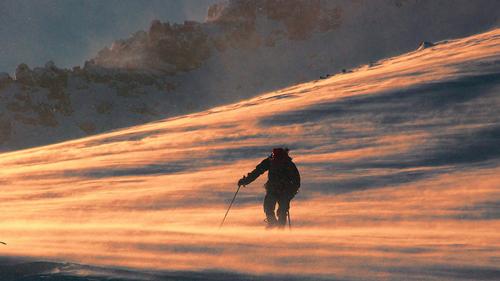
[240,156,300,194]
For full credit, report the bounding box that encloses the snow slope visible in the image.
[1,0,498,151]
[0,28,499,281]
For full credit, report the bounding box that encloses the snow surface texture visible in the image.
[0,28,499,281]
[1,0,499,151]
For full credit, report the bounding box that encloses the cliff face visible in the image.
[1,0,499,151]
[209,0,342,41]
[94,21,211,72]
[91,0,342,72]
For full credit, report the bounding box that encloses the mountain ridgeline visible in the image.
[0,0,498,151]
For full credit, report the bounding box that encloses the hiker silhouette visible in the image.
[238,148,300,228]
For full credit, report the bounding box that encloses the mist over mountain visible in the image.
[0,0,498,151]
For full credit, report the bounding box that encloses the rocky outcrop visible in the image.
[93,20,211,72]
[92,0,343,71]
[0,72,13,90]
[212,0,342,40]
[417,41,436,51]
[15,63,34,85]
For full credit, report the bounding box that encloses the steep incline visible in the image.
[1,0,498,151]
[0,29,499,281]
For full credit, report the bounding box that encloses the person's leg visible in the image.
[263,191,278,227]
[277,193,292,227]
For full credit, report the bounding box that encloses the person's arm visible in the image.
[238,158,270,186]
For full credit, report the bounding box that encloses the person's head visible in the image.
[272,147,290,160]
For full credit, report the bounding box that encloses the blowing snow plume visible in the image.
[0,0,499,152]
[1,28,499,281]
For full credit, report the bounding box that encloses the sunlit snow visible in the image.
[1,29,499,280]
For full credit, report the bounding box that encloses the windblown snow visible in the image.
[0,28,499,281]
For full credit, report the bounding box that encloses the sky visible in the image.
[0,0,218,73]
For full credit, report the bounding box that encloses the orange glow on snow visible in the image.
[0,29,499,280]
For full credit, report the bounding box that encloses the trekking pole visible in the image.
[287,210,292,230]
[219,184,243,228]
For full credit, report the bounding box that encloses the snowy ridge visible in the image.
[1,0,499,151]
[0,28,499,281]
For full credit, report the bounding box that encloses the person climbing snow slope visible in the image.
[238,148,300,228]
